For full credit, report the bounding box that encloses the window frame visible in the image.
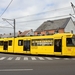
[18,40,23,46]
[66,38,75,47]
[0,41,3,46]
[9,40,12,46]
[32,38,53,46]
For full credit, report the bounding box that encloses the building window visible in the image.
[18,40,23,46]
[9,40,12,46]
[46,31,49,35]
[37,32,41,35]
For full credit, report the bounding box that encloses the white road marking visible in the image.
[64,58,69,60]
[15,57,21,60]
[0,57,6,60]
[45,57,53,60]
[54,58,60,60]
[7,57,13,60]
[0,69,33,71]
[24,57,28,60]
[31,57,36,60]
[0,56,74,61]
[38,57,44,60]
[72,58,75,60]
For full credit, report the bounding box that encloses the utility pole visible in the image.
[2,18,16,38]
[13,19,15,38]
[71,2,75,14]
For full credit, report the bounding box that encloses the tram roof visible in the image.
[0,32,73,39]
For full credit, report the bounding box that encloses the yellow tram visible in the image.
[0,33,75,56]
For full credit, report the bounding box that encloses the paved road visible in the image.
[0,53,75,75]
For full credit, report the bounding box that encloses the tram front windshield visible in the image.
[66,36,75,46]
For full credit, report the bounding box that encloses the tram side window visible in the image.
[18,40,23,46]
[9,40,12,46]
[0,41,3,46]
[32,41,37,46]
[66,38,74,46]
[32,39,53,46]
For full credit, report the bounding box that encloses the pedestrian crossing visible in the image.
[45,57,53,60]
[24,57,28,60]
[38,57,45,60]
[15,57,21,60]
[31,57,36,60]
[0,56,75,61]
[7,57,13,60]
[0,57,6,60]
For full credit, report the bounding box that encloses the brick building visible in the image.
[34,17,75,35]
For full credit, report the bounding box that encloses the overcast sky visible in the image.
[0,0,75,34]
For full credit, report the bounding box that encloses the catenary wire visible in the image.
[14,6,72,19]
[16,14,74,23]
[0,0,13,18]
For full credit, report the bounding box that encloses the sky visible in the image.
[0,0,75,34]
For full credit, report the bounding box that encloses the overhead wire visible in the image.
[0,26,12,28]
[0,0,13,18]
[0,2,74,34]
[16,14,74,23]
[0,4,74,27]
[0,6,73,23]
[15,6,72,19]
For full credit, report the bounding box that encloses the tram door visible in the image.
[3,41,8,50]
[54,39,62,55]
[23,40,30,53]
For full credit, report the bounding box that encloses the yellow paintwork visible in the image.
[0,33,75,56]
[31,46,54,55]
[14,38,23,53]
[8,38,14,53]
[0,38,4,52]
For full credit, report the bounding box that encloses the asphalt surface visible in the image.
[0,53,75,75]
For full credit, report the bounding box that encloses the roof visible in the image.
[35,17,71,32]
[73,21,75,25]
[1,34,8,38]
[8,33,18,37]
[1,33,18,38]
[18,30,30,36]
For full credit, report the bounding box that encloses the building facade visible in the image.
[34,17,75,35]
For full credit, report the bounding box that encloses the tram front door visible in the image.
[23,40,31,54]
[3,41,8,50]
